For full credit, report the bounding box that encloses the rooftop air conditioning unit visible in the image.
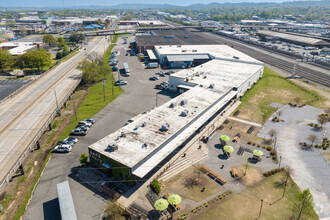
[180,110,189,117]
[182,50,187,52]
[142,142,148,148]
[203,75,207,79]
[177,45,181,47]
[160,123,170,131]
[209,83,215,89]
[106,143,118,151]
[180,99,188,106]
[169,102,177,108]
[233,56,240,60]
[141,122,147,127]
[192,50,197,52]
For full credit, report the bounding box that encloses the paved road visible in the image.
[24,36,175,220]
[259,105,330,219]
[0,79,31,101]
[0,36,109,186]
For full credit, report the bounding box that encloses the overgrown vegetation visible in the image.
[151,179,162,194]
[236,67,326,124]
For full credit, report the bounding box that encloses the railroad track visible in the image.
[195,31,330,87]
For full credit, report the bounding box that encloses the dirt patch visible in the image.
[237,166,264,186]
[162,166,222,202]
[0,89,87,220]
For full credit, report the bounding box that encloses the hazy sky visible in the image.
[1,0,285,7]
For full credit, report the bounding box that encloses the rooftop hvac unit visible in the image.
[142,142,148,148]
[106,143,118,151]
[181,50,187,52]
[134,124,141,130]
[180,110,189,117]
[209,83,215,89]
[233,56,240,60]
[192,50,197,52]
[177,45,181,47]
[180,99,188,106]
[203,75,207,79]
[160,123,170,131]
[141,122,147,127]
[200,84,203,87]
[169,102,177,108]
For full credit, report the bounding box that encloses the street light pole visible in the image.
[102,81,106,101]
[278,155,282,169]
[54,90,60,116]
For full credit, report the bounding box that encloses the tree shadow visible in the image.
[218,154,229,160]
[214,144,223,149]
[148,210,161,220]
[247,158,258,164]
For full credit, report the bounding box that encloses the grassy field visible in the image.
[322,152,330,162]
[163,166,222,202]
[194,172,318,220]
[236,67,326,124]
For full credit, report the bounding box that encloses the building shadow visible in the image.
[43,198,61,220]
[157,90,179,99]
[68,167,108,201]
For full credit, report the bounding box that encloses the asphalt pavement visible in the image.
[24,36,176,220]
[0,79,31,102]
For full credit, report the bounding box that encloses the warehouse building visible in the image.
[88,45,264,186]
[0,42,41,55]
[135,30,222,53]
[257,30,329,47]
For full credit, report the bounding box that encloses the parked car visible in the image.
[78,121,92,127]
[64,136,78,143]
[112,66,118,71]
[156,71,164,75]
[125,119,134,125]
[54,144,72,153]
[149,76,159,81]
[85,118,95,124]
[115,80,127,86]
[57,140,75,146]
[159,72,166,77]
[155,84,168,90]
[71,128,87,136]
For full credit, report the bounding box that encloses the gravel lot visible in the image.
[259,105,330,219]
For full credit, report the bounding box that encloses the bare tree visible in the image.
[268,129,278,140]
[318,115,328,128]
[183,177,201,189]
[88,52,101,62]
[306,134,317,147]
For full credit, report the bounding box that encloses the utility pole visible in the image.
[257,199,264,219]
[72,95,77,121]
[278,155,282,169]
[102,81,106,101]
[54,90,60,116]
[297,196,307,220]
[282,172,290,198]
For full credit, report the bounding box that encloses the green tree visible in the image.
[42,34,56,47]
[291,188,314,219]
[104,200,129,220]
[95,18,103,25]
[79,153,89,166]
[10,55,25,70]
[22,50,52,72]
[57,37,66,49]
[318,115,328,128]
[62,44,69,53]
[0,49,12,72]
[77,60,101,84]
[69,32,85,44]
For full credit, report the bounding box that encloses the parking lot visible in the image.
[0,79,31,102]
[25,36,177,220]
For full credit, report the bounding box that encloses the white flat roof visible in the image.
[89,45,264,178]
[155,45,263,65]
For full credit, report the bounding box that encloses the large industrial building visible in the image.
[88,45,264,186]
[0,42,42,55]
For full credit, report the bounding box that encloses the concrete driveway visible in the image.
[24,36,176,220]
[259,105,330,219]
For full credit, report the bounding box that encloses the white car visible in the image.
[78,121,92,127]
[64,136,78,143]
[54,144,72,153]
[71,128,87,136]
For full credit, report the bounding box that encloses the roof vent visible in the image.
[200,84,203,87]
[203,75,207,79]
[160,123,170,131]
[192,50,197,52]
[177,45,181,47]
[142,142,148,148]
[180,99,188,106]
[180,110,189,117]
[169,102,177,108]
[182,50,187,52]
[209,83,215,89]
[134,124,141,130]
[233,56,240,60]
[141,122,147,127]
[106,143,118,151]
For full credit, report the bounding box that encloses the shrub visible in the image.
[272,155,277,160]
[79,153,89,166]
[270,150,276,155]
[303,142,307,146]
[257,144,261,148]
[252,143,256,146]
[323,147,327,150]
[247,141,251,145]
[314,124,319,128]
[266,146,273,151]
[151,179,162,194]
[308,123,314,127]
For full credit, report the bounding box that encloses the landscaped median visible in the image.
[8,34,124,220]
